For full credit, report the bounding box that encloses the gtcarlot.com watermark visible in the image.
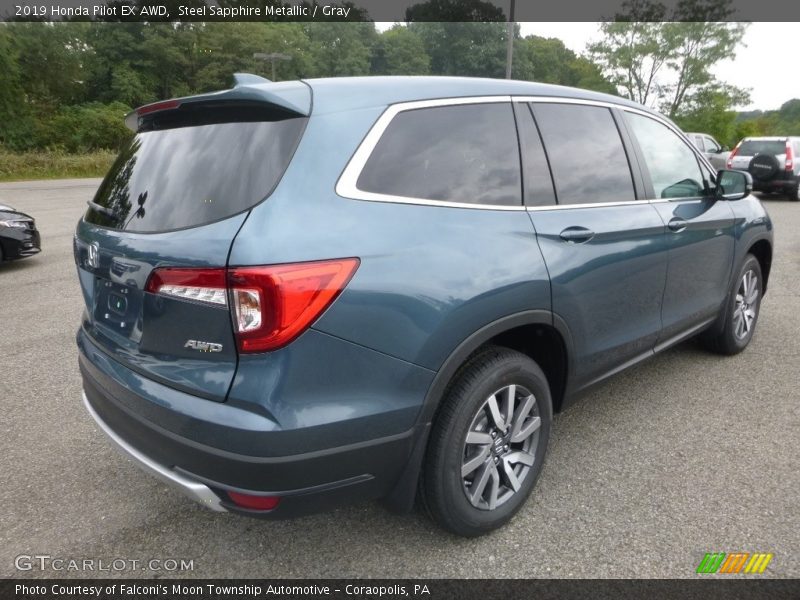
[14,554,195,573]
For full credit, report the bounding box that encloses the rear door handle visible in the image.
[559,226,595,243]
[668,218,688,232]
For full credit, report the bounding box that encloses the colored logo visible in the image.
[696,552,773,574]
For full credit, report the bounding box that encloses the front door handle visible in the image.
[668,218,688,232]
[559,226,595,243]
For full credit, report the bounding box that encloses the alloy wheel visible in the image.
[733,269,759,340]
[461,384,541,510]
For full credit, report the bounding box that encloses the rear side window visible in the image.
[85,116,306,232]
[626,112,707,199]
[356,103,521,207]
[532,103,635,205]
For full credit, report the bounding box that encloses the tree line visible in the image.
[0,13,797,154]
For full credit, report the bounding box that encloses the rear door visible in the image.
[622,110,735,346]
[521,100,668,392]
[75,99,308,401]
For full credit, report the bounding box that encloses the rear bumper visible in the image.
[82,391,227,512]
[79,335,427,518]
[753,175,798,191]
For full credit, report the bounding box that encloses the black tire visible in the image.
[703,254,763,355]
[420,346,552,537]
[790,181,800,202]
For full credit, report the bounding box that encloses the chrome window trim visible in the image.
[336,94,717,212]
[335,95,525,211]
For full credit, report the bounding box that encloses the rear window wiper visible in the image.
[87,200,120,221]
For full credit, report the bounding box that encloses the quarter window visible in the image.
[356,103,522,207]
[532,103,635,205]
[626,112,707,199]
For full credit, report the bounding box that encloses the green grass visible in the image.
[0,149,116,182]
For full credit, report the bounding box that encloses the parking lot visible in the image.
[0,178,798,579]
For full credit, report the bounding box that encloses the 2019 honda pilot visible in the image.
[75,76,773,536]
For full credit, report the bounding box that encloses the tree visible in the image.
[371,25,430,75]
[305,21,376,77]
[405,0,504,21]
[672,85,750,146]
[661,19,747,117]
[408,22,509,78]
[590,0,748,117]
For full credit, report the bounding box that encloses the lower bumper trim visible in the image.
[82,390,227,512]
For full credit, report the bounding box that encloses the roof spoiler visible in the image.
[232,73,271,86]
[124,74,311,131]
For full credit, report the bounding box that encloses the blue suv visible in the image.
[75,76,773,536]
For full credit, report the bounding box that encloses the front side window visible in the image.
[704,136,720,153]
[532,103,635,205]
[356,103,522,207]
[626,112,707,199]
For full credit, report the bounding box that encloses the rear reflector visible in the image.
[145,258,360,353]
[226,491,280,511]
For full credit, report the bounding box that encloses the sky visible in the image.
[519,22,798,111]
[377,22,799,112]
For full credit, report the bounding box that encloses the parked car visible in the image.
[0,204,41,263]
[75,76,773,537]
[687,132,730,170]
[727,136,800,200]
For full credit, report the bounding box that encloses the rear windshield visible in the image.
[84,116,306,232]
[738,140,786,156]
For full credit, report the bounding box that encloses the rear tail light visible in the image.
[226,491,280,511]
[228,259,360,353]
[786,141,794,171]
[726,141,741,169]
[145,258,359,353]
[145,268,228,305]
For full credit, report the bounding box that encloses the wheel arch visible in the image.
[382,310,573,513]
[747,238,772,294]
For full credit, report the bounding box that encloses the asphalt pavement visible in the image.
[0,179,798,579]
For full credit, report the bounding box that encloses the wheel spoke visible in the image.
[504,385,516,427]
[461,445,491,477]
[470,462,493,505]
[466,431,493,445]
[511,416,541,444]
[487,466,500,510]
[505,451,536,467]
[733,310,744,337]
[486,394,507,432]
[510,394,536,441]
[500,459,521,492]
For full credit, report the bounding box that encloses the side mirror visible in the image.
[721,145,730,152]
[715,169,752,200]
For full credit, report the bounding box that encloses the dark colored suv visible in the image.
[75,76,773,536]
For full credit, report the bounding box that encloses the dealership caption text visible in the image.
[14,4,352,18]
[16,584,431,597]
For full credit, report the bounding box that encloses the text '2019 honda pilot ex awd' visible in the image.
[75,75,773,537]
